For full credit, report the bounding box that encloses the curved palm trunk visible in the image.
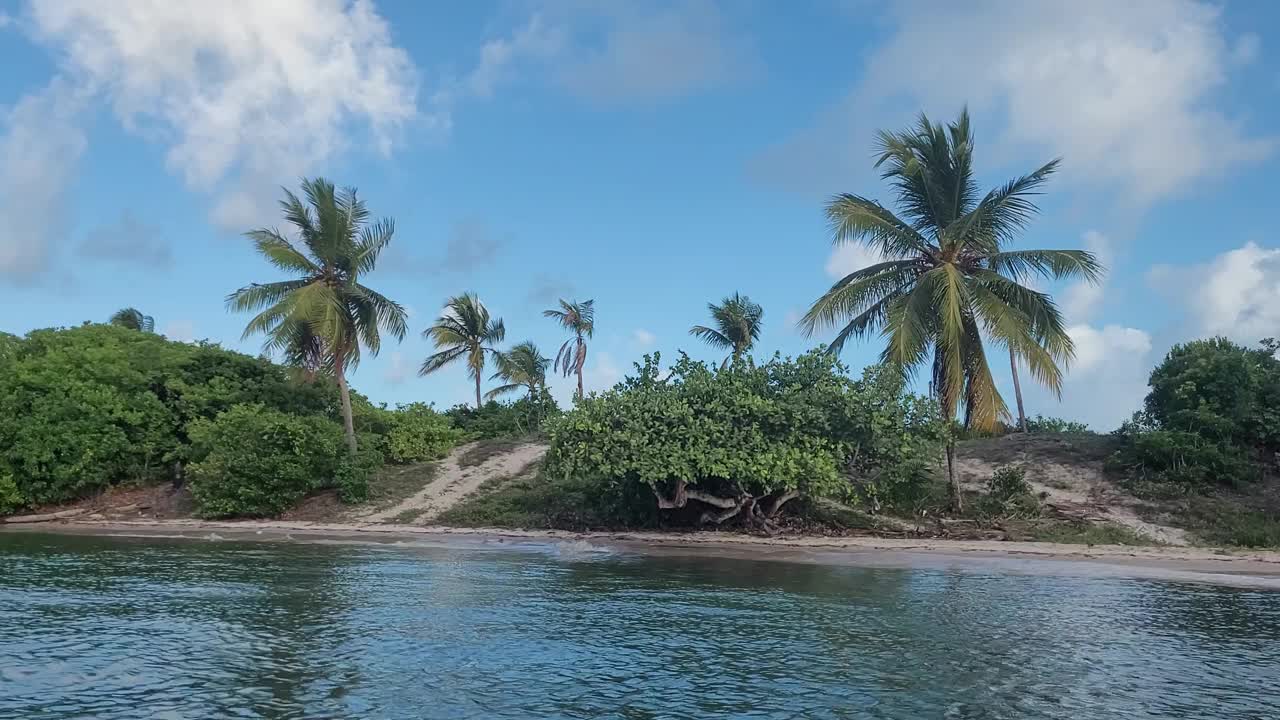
[574,335,585,400]
[1009,347,1028,433]
[333,345,357,455]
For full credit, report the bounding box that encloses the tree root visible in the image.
[655,483,800,534]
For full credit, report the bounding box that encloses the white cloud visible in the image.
[1152,242,1280,342]
[23,0,419,230]
[631,328,656,349]
[758,0,1272,206]
[384,351,410,385]
[1023,323,1154,430]
[824,243,886,280]
[555,1,750,106]
[1068,323,1152,374]
[161,319,195,342]
[0,80,87,282]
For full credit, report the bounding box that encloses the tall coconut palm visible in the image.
[544,299,594,400]
[227,177,408,454]
[800,110,1102,509]
[487,341,549,401]
[109,307,155,333]
[689,292,763,366]
[420,293,506,408]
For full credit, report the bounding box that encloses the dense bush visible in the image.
[445,390,560,439]
[1143,337,1280,449]
[1109,338,1279,490]
[0,324,353,514]
[545,351,944,526]
[384,403,464,463]
[973,465,1042,519]
[1025,415,1090,434]
[186,404,345,518]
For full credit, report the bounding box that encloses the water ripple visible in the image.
[2,533,1278,719]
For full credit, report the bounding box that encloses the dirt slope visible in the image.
[954,434,1189,545]
[358,441,547,524]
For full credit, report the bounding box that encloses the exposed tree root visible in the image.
[654,483,800,534]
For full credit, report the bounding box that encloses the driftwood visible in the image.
[654,483,800,533]
[2,508,89,524]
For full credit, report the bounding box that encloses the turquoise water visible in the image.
[2,533,1278,719]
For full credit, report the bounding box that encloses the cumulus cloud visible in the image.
[0,80,87,282]
[1151,242,1280,343]
[1029,323,1155,430]
[20,0,418,231]
[757,0,1272,206]
[78,211,171,268]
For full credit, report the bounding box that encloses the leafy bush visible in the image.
[445,390,560,439]
[0,474,24,515]
[436,473,658,530]
[544,351,944,526]
[1108,338,1280,491]
[987,465,1032,498]
[335,443,385,503]
[186,404,345,518]
[385,403,463,463]
[1025,415,1090,434]
[1143,337,1278,447]
[972,465,1042,520]
[0,324,364,515]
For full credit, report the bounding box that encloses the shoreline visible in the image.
[6,518,1280,587]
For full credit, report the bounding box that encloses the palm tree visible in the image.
[227,177,408,454]
[544,299,594,400]
[690,292,763,366]
[109,307,154,333]
[487,341,550,401]
[420,293,506,408]
[799,110,1102,509]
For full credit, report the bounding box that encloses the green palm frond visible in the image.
[108,307,155,333]
[691,292,763,362]
[804,109,1105,430]
[420,293,505,381]
[231,177,404,370]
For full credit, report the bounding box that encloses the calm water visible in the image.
[2,533,1279,719]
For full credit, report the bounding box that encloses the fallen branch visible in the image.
[3,508,89,524]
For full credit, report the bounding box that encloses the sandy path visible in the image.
[953,455,1189,545]
[360,442,547,524]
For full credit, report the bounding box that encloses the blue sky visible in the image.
[2,0,1278,429]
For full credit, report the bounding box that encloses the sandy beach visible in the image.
[6,517,1280,589]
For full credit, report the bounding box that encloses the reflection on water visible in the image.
[2,533,1278,719]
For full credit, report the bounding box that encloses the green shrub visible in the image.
[385,403,463,463]
[0,324,349,513]
[1107,424,1260,489]
[1107,338,1280,492]
[187,404,344,518]
[1025,415,1090,434]
[436,473,658,530]
[0,474,25,515]
[987,465,1032,498]
[335,443,385,503]
[445,390,560,439]
[544,351,944,525]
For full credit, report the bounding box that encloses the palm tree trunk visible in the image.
[1009,347,1028,433]
[475,373,483,409]
[575,336,585,400]
[946,440,962,512]
[334,346,357,455]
